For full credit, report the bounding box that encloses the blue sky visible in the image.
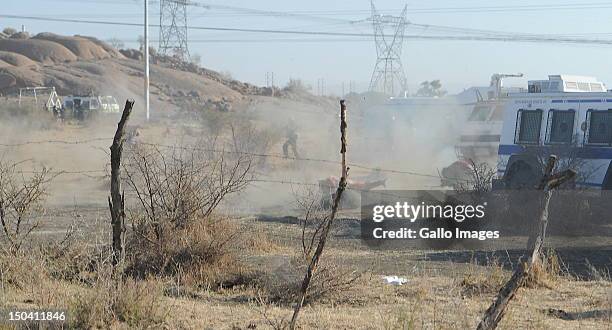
[4,0,612,94]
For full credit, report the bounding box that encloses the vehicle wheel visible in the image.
[505,161,538,189]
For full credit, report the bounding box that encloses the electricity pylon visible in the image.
[159,0,190,61]
[368,2,408,96]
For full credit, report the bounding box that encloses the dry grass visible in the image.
[241,224,285,254]
[68,276,169,329]
[125,215,259,291]
[2,241,611,329]
[525,249,564,289]
[0,205,609,330]
[261,257,363,306]
[0,243,170,328]
[459,258,508,297]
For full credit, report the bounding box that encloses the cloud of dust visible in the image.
[224,93,472,215]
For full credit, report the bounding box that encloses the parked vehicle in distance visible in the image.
[63,95,120,120]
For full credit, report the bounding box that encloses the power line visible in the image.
[166,0,349,24]
[0,11,594,42]
[3,14,612,46]
[152,1,612,42]
[156,0,612,19]
[48,0,612,15]
[113,37,612,45]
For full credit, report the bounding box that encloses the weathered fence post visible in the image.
[109,100,134,266]
[477,155,575,330]
[289,100,349,330]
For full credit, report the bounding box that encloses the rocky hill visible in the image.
[0,31,336,117]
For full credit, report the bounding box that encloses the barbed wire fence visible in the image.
[0,137,461,184]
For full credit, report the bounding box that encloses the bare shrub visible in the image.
[125,215,250,288]
[0,248,47,291]
[229,119,279,168]
[0,159,53,254]
[262,187,360,305]
[121,121,263,290]
[124,142,252,232]
[452,159,496,193]
[0,216,111,309]
[0,211,167,328]
[265,259,361,305]
[69,274,168,329]
[39,219,108,284]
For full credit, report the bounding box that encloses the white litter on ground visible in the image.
[382,275,408,286]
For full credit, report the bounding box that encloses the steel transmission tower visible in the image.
[368,2,408,96]
[159,0,190,61]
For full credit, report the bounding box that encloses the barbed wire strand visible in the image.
[2,139,465,182]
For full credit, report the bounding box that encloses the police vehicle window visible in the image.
[516,109,543,144]
[549,81,560,91]
[565,81,578,90]
[578,82,590,91]
[548,110,574,143]
[587,111,612,144]
[528,84,541,93]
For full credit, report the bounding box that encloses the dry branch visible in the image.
[0,161,52,254]
[477,155,576,330]
[108,100,134,266]
[289,100,349,329]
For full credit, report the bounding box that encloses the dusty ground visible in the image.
[0,93,610,329]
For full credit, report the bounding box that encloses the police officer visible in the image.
[283,118,299,159]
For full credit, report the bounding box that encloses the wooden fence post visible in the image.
[109,100,134,266]
[289,100,349,330]
[477,155,575,330]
